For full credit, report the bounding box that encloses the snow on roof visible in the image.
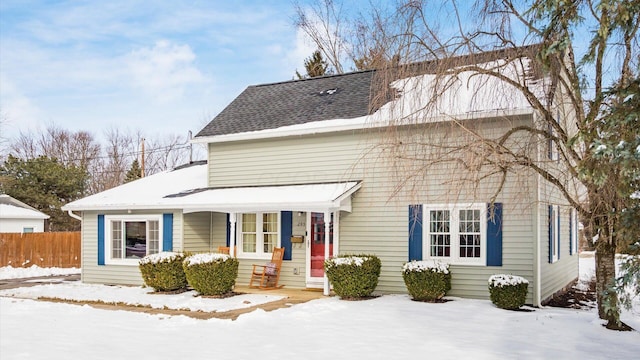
[176,181,361,213]
[194,58,544,144]
[0,195,49,219]
[62,162,208,211]
[0,204,50,220]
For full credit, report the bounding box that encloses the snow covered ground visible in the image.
[1,256,638,359]
[0,265,80,279]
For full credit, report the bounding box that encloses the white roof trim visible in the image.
[180,181,362,213]
[192,108,533,144]
[0,204,50,219]
[63,178,362,214]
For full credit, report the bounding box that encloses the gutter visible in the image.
[191,108,535,144]
[67,210,82,221]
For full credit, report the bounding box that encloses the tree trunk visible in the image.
[594,238,622,329]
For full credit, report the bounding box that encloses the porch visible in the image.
[179,181,362,295]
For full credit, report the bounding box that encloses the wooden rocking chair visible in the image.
[249,247,285,289]
[217,246,236,257]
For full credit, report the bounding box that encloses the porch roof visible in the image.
[62,162,362,213]
[177,181,362,213]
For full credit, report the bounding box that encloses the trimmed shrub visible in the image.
[488,274,529,310]
[324,254,381,299]
[402,260,451,302]
[139,252,188,292]
[183,253,239,296]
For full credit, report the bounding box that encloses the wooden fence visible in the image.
[0,232,81,268]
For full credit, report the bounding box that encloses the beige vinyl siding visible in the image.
[209,210,308,288]
[210,212,227,250]
[80,209,183,286]
[539,203,579,302]
[536,113,580,303]
[183,212,212,252]
[208,115,539,300]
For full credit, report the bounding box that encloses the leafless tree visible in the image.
[300,0,639,329]
[6,124,205,195]
[294,0,354,73]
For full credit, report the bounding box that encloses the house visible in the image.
[0,194,50,233]
[63,46,578,306]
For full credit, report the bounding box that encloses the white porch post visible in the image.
[229,213,237,256]
[323,210,331,296]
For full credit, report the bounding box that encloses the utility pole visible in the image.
[140,138,145,178]
[188,130,193,163]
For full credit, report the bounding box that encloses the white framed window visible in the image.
[423,204,486,265]
[238,212,280,259]
[550,205,559,263]
[105,215,162,265]
[22,227,34,233]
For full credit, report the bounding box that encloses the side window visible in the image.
[239,212,280,258]
[424,204,485,265]
[105,216,162,264]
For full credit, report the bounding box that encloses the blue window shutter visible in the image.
[557,208,561,260]
[486,203,503,266]
[280,211,293,261]
[97,214,105,266]
[163,213,173,251]
[548,205,553,263]
[226,213,230,247]
[408,205,423,261]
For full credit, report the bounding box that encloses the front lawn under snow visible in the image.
[0,265,80,279]
[0,255,638,359]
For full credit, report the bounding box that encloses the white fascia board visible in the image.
[191,108,534,145]
[182,202,339,214]
[62,203,181,212]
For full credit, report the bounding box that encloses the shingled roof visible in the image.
[195,70,376,137]
[196,45,543,138]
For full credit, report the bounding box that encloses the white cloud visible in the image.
[284,28,318,78]
[0,74,46,137]
[125,40,208,103]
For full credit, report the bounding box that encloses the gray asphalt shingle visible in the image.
[195,71,376,137]
[195,45,542,138]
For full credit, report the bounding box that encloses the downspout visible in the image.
[535,171,542,307]
[534,112,542,307]
[67,210,82,221]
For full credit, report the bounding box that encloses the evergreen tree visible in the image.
[124,159,142,183]
[355,48,400,71]
[296,50,330,79]
[0,155,88,231]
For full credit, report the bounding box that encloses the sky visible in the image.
[0,1,323,141]
[1,255,639,359]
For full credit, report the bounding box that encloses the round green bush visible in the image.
[324,254,381,299]
[183,253,239,296]
[139,252,188,292]
[488,274,529,310]
[402,260,451,302]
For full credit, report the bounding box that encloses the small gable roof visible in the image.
[196,71,376,137]
[0,195,49,220]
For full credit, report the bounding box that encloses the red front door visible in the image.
[310,212,333,278]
